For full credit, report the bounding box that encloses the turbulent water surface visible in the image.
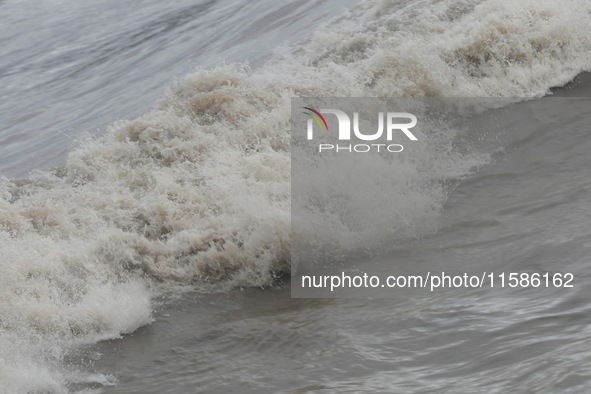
[1,0,591,392]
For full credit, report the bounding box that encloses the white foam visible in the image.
[1,0,590,390]
[275,0,591,98]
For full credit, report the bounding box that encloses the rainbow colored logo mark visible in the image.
[302,107,329,131]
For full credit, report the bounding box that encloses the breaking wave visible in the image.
[1,0,590,391]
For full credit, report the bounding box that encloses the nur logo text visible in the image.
[303,108,418,153]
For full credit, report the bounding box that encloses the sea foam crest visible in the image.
[1,0,591,391]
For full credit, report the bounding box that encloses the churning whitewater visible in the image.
[1,0,591,391]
